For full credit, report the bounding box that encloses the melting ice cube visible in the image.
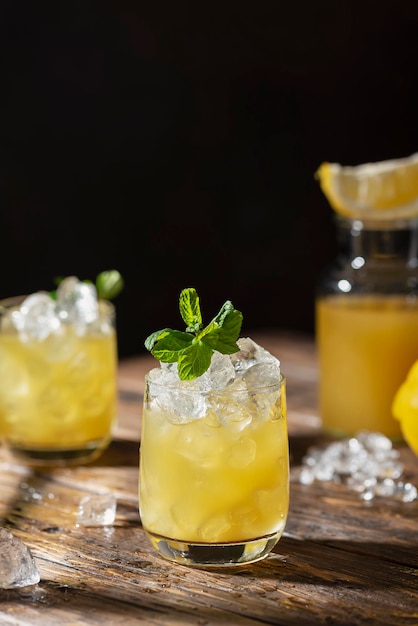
[76,494,117,526]
[56,277,99,329]
[11,292,61,341]
[0,527,41,589]
[198,351,236,391]
[231,337,280,376]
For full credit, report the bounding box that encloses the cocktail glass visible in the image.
[139,338,289,567]
[0,278,117,466]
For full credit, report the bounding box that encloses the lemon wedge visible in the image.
[316,152,418,219]
[392,360,418,456]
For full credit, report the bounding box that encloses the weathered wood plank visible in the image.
[0,332,417,625]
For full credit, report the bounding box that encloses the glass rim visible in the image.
[0,295,27,310]
[0,295,115,309]
[0,295,115,329]
[145,369,285,395]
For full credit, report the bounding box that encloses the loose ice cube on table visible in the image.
[0,527,41,589]
[76,494,117,526]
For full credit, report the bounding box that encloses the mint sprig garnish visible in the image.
[95,270,124,301]
[145,287,243,381]
[50,270,124,301]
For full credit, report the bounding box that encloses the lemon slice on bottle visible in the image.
[316,152,418,219]
[392,360,418,456]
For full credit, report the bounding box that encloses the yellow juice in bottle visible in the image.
[316,295,418,439]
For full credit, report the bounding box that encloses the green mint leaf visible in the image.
[202,331,240,355]
[179,287,203,332]
[177,342,213,380]
[144,328,171,352]
[147,329,194,363]
[212,300,235,325]
[144,287,243,380]
[96,270,124,301]
[197,308,242,354]
[209,309,243,348]
[195,320,217,340]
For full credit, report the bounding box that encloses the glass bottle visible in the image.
[315,216,418,439]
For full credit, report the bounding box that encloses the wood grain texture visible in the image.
[0,331,417,626]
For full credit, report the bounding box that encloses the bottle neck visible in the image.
[336,217,418,269]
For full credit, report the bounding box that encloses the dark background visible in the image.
[1,1,418,357]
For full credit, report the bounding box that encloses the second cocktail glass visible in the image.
[0,277,118,466]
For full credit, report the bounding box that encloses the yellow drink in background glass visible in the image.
[139,357,289,567]
[0,294,117,465]
[316,295,418,439]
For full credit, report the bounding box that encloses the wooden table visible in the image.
[0,331,417,625]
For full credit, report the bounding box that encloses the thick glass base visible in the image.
[2,437,111,467]
[146,531,281,567]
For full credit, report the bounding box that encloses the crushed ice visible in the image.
[297,430,417,503]
[147,337,281,423]
[5,276,111,342]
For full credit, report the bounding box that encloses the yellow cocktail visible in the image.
[0,292,117,465]
[316,294,418,439]
[139,360,288,567]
